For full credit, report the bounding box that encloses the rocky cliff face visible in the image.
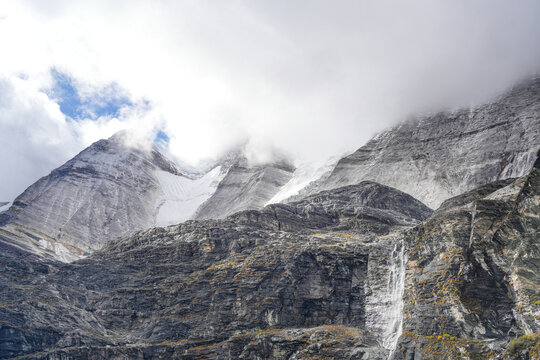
[0,180,431,359]
[2,154,537,359]
[299,78,540,209]
[394,151,540,359]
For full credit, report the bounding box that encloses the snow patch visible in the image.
[0,202,11,213]
[154,166,224,226]
[265,157,339,205]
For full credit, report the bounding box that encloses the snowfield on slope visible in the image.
[154,166,224,226]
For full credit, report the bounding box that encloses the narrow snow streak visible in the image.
[383,240,407,357]
[0,202,11,213]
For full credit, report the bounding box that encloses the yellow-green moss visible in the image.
[402,331,496,360]
[206,261,240,271]
[505,333,540,359]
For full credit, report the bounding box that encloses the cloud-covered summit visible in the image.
[1,0,540,201]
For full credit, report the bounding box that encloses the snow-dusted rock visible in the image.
[193,154,295,220]
[0,135,296,261]
[298,77,540,208]
[0,133,186,259]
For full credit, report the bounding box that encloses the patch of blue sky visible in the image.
[154,129,170,148]
[155,130,169,143]
[46,68,133,120]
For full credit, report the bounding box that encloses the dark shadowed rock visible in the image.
[229,181,432,233]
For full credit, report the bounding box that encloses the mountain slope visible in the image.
[1,152,537,359]
[0,136,298,261]
[0,180,430,359]
[0,132,187,259]
[193,155,295,220]
[299,77,540,208]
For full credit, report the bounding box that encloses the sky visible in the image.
[1,0,540,201]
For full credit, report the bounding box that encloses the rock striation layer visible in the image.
[299,77,540,209]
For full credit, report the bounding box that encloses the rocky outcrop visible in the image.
[394,150,540,359]
[229,181,432,233]
[298,77,540,209]
[194,155,295,220]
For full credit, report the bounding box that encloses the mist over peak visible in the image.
[1,0,540,201]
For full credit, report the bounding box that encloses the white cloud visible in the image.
[0,75,157,200]
[0,75,76,200]
[0,0,540,200]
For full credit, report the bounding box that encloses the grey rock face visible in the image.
[0,132,184,259]
[0,153,538,359]
[0,180,430,359]
[229,181,432,233]
[394,151,540,359]
[301,78,540,208]
[0,136,298,262]
[194,155,295,220]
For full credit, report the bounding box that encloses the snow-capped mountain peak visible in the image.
[0,132,296,261]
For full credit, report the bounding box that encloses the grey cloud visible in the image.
[1,0,540,197]
[163,0,540,162]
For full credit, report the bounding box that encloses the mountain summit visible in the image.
[0,132,185,260]
[294,78,540,208]
[0,133,295,261]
